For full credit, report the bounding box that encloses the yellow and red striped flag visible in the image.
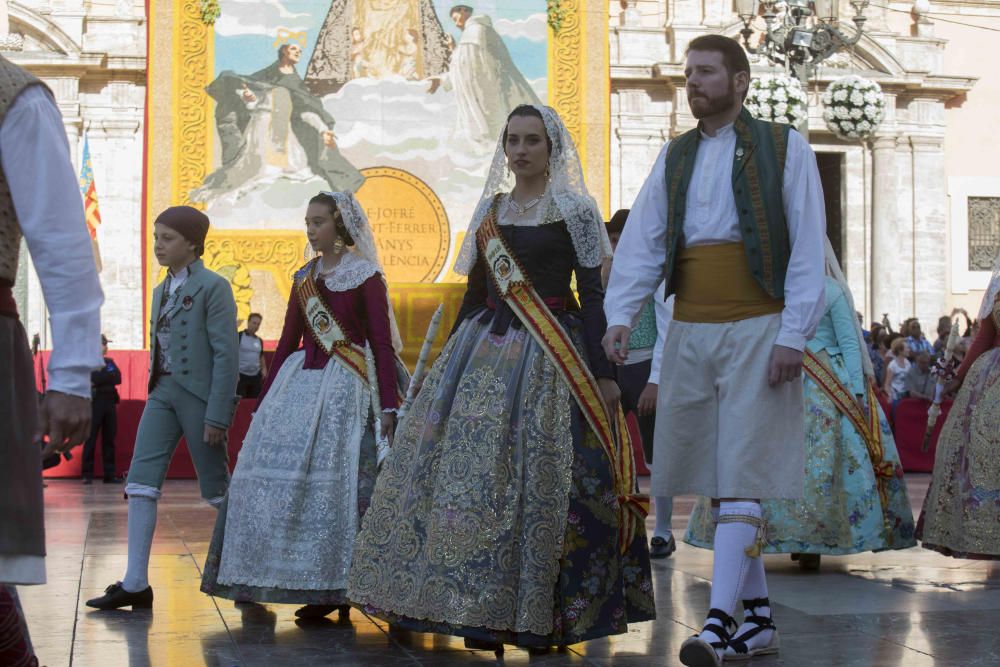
[78,134,103,272]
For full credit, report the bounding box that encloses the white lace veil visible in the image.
[825,238,874,380]
[323,191,404,353]
[978,250,1000,323]
[454,104,612,275]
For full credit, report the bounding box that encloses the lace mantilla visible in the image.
[496,194,607,268]
[316,191,403,353]
[455,104,611,274]
[314,251,381,292]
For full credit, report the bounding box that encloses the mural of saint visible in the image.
[427,5,541,150]
[194,42,364,202]
[304,0,452,95]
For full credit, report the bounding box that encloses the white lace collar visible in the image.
[314,251,381,293]
[495,193,604,268]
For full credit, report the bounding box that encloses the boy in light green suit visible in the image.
[87,206,238,610]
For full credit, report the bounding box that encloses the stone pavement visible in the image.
[19,475,1000,666]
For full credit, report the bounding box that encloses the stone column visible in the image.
[895,133,915,319]
[668,0,704,60]
[911,134,947,325]
[612,87,668,211]
[870,134,902,324]
[88,110,145,350]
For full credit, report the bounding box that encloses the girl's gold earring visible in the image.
[333,237,346,253]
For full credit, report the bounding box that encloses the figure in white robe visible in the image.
[428,7,541,151]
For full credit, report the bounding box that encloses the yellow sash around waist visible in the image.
[672,242,785,323]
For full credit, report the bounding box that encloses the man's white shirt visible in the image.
[605,122,826,352]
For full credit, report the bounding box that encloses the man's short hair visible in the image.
[248,313,262,322]
[450,4,473,15]
[686,34,751,78]
[277,43,293,60]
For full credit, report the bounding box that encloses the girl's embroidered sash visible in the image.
[477,200,648,554]
[803,349,895,510]
[294,259,369,386]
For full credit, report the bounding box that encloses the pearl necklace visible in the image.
[507,191,545,215]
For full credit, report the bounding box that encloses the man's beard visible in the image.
[689,82,737,119]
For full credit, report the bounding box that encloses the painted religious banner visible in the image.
[146,0,606,344]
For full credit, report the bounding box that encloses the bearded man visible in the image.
[602,35,827,666]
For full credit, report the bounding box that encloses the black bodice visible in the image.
[450,221,613,379]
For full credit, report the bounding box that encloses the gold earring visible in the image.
[332,237,345,253]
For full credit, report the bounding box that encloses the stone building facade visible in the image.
[5,0,146,350]
[609,0,996,329]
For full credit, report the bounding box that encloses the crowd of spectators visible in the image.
[863,311,978,404]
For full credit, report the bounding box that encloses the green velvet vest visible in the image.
[662,107,792,299]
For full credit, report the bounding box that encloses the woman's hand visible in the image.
[380,412,397,445]
[597,377,621,418]
[637,383,658,417]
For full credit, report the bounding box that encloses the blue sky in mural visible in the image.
[213,0,547,81]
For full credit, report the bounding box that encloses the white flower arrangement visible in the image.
[822,75,885,140]
[744,74,808,127]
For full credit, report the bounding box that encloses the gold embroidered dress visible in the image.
[347,195,654,646]
[917,284,1000,559]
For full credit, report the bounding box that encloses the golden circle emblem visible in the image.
[355,167,450,283]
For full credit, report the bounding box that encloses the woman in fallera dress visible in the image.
[917,250,1000,559]
[201,191,406,619]
[685,239,915,567]
[347,104,654,652]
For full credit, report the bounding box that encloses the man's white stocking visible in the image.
[697,501,765,657]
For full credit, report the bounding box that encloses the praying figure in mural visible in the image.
[304,0,451,95]
[193,42,365,202]
[427,5,542,152]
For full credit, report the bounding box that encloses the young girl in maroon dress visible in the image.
[201,191,405,619]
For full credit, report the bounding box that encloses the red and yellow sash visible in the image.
[477,201,648,554]
[295,260,369,386]
[803,350,896,510]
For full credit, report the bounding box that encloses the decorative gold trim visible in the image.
[549,0,583,149]
[175,0,213,207]
[547,1,610,215]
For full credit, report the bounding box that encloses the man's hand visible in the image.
[321,130,337,148]
[204,424,227,448]
[602,326,631,365]
[380,412,397,446]
[240,85,257,104]
[597,377,621,417]
[37,391,91,458]
[767,345,803,387]
[637,383,658,416]
[426,77,441,94]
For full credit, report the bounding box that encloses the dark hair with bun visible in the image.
[309,193,355,246]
